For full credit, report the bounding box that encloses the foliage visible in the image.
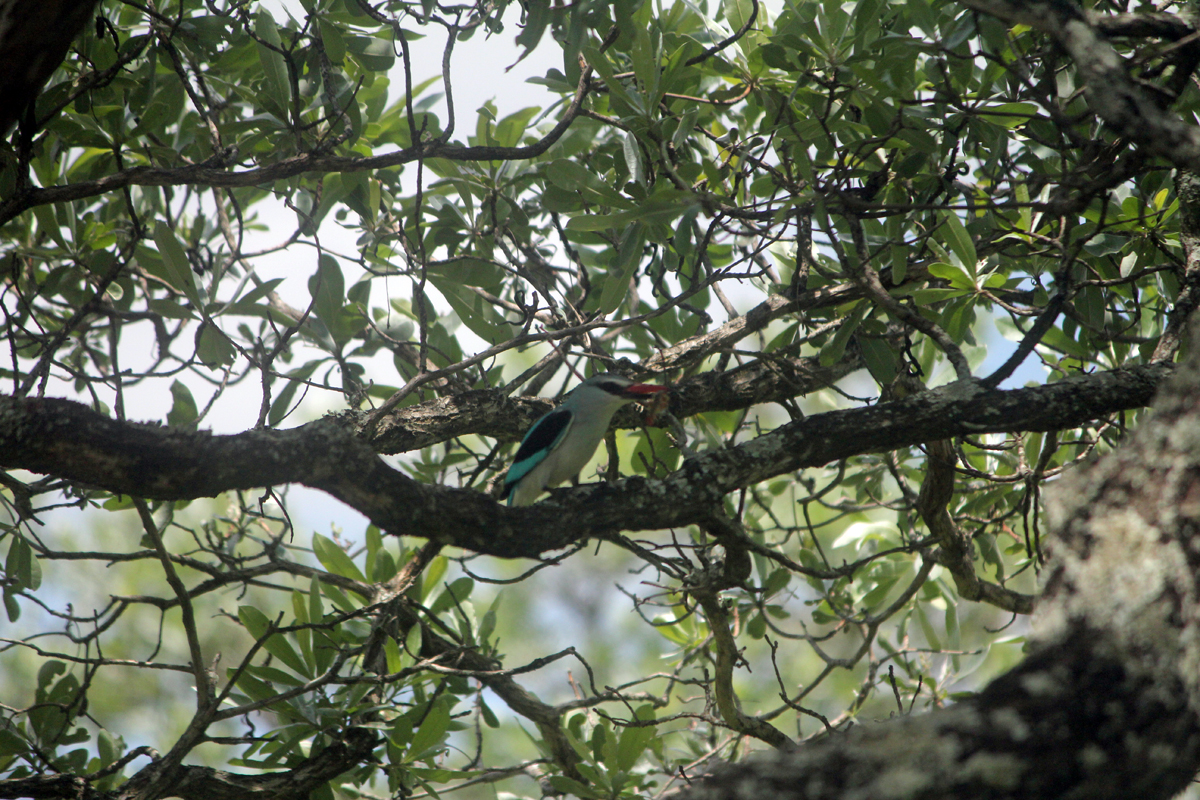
[0,0,1196,797]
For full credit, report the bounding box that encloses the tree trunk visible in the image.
[0,0,99,135]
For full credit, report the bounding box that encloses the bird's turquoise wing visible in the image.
[504,409,573,499]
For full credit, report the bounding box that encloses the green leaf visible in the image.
[673,106,699,149]
[238,605,311,677]
[478,593,500,645]
[230,670,276,703]
[858,336,898,384]
[724,0,758,49]
[566,214,621,232]
[860,573,900,610]
[916,604,942,651]
[385,635,406,674]
[102,495,135,511]
[545,158,631,208]
[255,10,290,120]
[246,663,305,687]
[480,696,500,728]
[408,699,451,758]
[978,534,1005,580]
[268,360,322,427]
[147,298,197,320]
[622,132,645,187]
[927,261,975,290]
[308,575,324,623]
[195,323,237,368]
[405,620,423,660]
[417,556,448,602]
[292,591,313,667]
[548,775,603,799]
[5,536,41,591]
[319,19,346,63]
[890,243,908,284]
[428,277,510,343]
[426,257,503,291]
[619,710,657,772]
[429,577,474,616]
[514,0,551,59]
[580,44,641,115]
[309,255,350,346]
[494,106,540,148]
[311,533,367,583]
[630,22,660,106]
[364,524,383,582]
[940,212,977,276]
[166,380,199,427]
[819,301,867,366]
[152,222,200,306]
[0,727,29,758]
[310,577,335,675]
[95,730,120,769]
[345,33,395,71]
[592,222,644,314]
[762,568,791,597]
[909,288,969,304]
[237,604,271,641]
[978,102,1038,129]
[945,601,960,651]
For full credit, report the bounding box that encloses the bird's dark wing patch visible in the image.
[505,409,573,489]
[513,409,572,463]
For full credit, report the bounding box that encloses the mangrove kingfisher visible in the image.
[503,373,670,506]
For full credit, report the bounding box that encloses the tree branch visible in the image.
[0,0,99,135]
[0,728,376,800]
[362,351,861,454]
[672,328,1200,800]
[0,363,1172,559]
[0,51,598,226]
[956,0,1200,172]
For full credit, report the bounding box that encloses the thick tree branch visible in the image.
[363,352,861,453]
[918,439,1036,614]
[0,728,376,800]
[0,0,99,135]
[0,775,103,800]
[0,363,1172,559]
[361,263,927,451]
[1090,11,1193,39]
[693,588,793,749]
[150,726,376,800]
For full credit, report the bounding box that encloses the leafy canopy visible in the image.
[0,0,1193,797]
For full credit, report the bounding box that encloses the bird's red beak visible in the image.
[623,383,670,397]
[621,383,670,424]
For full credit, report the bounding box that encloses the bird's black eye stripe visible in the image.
[597,381,626,395]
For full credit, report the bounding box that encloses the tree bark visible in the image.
[673,331,1200,800]
[0,0,99,135]
[0,362,1172,559]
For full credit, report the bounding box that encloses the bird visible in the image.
[503,373,670,506]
